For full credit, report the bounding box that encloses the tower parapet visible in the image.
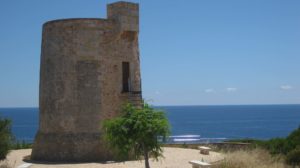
[107,1,139,32]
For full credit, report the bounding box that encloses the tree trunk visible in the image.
[142,143,150,168]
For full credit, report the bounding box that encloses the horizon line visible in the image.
[1,103,300,108]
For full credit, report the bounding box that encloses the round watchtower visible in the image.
[31,1,142,161]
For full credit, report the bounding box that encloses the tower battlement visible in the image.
[107,1,139,32]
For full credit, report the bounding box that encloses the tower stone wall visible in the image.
[31,1,142,161]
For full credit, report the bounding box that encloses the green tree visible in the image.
[0,116,12,160]
[103,103,170,168]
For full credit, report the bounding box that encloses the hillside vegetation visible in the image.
[229,126,300,167]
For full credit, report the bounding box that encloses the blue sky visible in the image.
[0,0,300,107]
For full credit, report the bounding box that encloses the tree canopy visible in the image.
[0,116,12,160]
[103,103,170,168]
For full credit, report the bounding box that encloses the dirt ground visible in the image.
[1,147,224,168]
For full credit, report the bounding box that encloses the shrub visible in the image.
[181,143,188,148]
[0,116,12,160]
[254,126,300,166]
[286,146,300,166]
[286,126,300,150]
[254,127,300,155]
[262,138,288,155]
[10,140,32,150]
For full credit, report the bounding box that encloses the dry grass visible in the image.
[218,148,293,168]
[0,160,13,168]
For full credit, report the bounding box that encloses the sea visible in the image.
[0,104,300,144]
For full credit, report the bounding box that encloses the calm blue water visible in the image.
[0,108,38,142]
[0,105,300,143]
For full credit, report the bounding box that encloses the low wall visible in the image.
[164,142,252,151]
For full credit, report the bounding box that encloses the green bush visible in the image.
[255,126,300,155]
[286,126,300,150]
[181,143,188,148]
[262,138,288,154]
[0,116,12,160]
[103,103,170,168]
[254,126,300,166]
[10,140,32,150]
[286,146,300,166]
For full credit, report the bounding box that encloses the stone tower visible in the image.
[31,1,142,161]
